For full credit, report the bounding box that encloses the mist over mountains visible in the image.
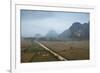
[43,22,89,41]
[22,22,89,41]
[46,30,58,38]
[59,22,89,40]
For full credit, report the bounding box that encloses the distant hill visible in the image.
[45,30,59,41]
[34,22,89,41]
[59,22,89,40]
[81,22,89,39]
[59,29,71,38]
[69,22,82,38]
[46,30,58,38]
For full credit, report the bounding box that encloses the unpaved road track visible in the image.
[34,41,67,61]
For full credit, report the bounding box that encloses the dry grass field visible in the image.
[40,41,89,60]
[21,39,89,63]
[21,39,59,63]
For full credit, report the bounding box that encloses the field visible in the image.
[40,41,89,60]
[21,39,89,63]
[21,39,59,63]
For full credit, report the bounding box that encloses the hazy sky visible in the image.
[21,10,89,37]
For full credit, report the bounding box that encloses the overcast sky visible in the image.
[21,10,89,37]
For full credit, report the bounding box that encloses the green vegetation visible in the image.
[21,41,59,63]
[23,42,45,53]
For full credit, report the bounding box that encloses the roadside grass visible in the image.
[21,41,59,63]
[23,42,46,53]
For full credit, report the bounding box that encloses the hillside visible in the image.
[59,22,89,40]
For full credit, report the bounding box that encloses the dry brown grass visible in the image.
[21,52,34,63]
[21,39,32,50]
[40,41,89,60]
[21,39,89,62]
[21,40,59,63]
